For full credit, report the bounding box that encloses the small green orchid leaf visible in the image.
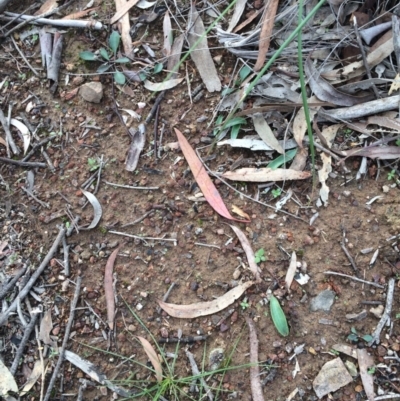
[153,63,164,74]
[223,117,246,129]
[270,295,289,337]
[114,71,126,85]
[230,123,241,139]
[239,65,252,82]
[268,148,297,170]
[115,57,130,63]
[97,63,111,73]
[99,48,110,61]
[80,51,97,61]
[109,31,121,54]
[362,334,373,342]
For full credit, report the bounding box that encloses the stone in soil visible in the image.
[310,290,336,312]
[80,82,103,103]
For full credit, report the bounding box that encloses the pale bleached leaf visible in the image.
[136,0,156,9]
[187,6,221,92]
[0,359,18,396]
[104,246,121,330]
[285,251,297,290]
[292,96,319,148]
[137,336,162,383]
[126,124,145,172]
[144,78,183,92]
[159,281,254,318]
[318,153,331,207]
[357,348,375,401]
[252,113,284,154]
[227,0,247,32]
[320,124,343,149]
[20,359,48,396]
[39,309,53,345]
[222,167,311,182]
[218,137,297,151]
[162,11,172,57]
[230,225,261,282]
[81,189,102,229]
[10,118,30,155]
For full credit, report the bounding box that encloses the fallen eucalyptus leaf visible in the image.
[0,358,18,396]
[222,167,311,182]
[81,189,102,229]
[144,78,183,92]
[137,336,162,383]
[159,281,254,318]
[10,118,30,154]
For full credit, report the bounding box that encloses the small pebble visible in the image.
[136,303,143,311]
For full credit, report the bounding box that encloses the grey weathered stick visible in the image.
[186,350,213,401]
[0,156,47,168]
[324,271,384,289]
[0,266,27,301]
[43,276,82,401]
[0,227,65,326]
[62,236,70,277]
[340,240,359,276]
[10,35,39,77]
[21,187,50,209]
[0,108,19,155]
[368,278,395,346]
[10,313,39,375]
[246,316,265,401]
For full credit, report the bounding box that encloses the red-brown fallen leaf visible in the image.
[158,281,254,318]
[137,336,162,383]
[174,128,248,222]
[104,245,122,330]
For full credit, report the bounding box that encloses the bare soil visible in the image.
[1,1,400,401]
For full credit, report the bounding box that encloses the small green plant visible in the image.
[347,327,373,343]
[254,248,266,264]
[396,139,400,146]
[79,31,129,84]
[240,297,250,310]
[367,366,376,375]
[387,169,397,180]
[271,188,282,198]
[269,295,289,337]
[395,313,400,319]
[87,157,100,171]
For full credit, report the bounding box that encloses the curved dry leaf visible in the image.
[231,205,250,221]
[252,113,284,154]
[357,348,375,401]
[285,251,297,290]
[339,145,400,162]
[137,336,162,383]
[305,58,374,106]
[162,11,172,57]
[318,153,331,207]
[10,118,30,155]
[158,281,254,318]
[227,0,247,32]
[175,128,248,222]
[222,168,311,182]
[144,78,183,92]
[230,225,261,282]
[81,189,102,229]
[104,245,121,330]
[20,359,48,396]
[293,97,319,148]
[136,0,157,9]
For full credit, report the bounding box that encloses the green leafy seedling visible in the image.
[388,169,396,180]
[87,157,100,172]
[268,148,297,170]
[271,188,282,198]
[240,297,249,310]
[270,295,289,337]
[347,327,373,343]
[79,31,129,84]
[254,248,266,264]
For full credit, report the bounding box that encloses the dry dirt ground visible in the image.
[1,1,400,401]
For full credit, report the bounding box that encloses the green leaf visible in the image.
[351,327,358,334]
[362,334,373,342]
[268,148,297,170]
[153,63,164,74]
[239,65,252,82]
[222,117,246,129]
[139,72,147,82]
[80,51,97,61]
[114,71,126,85]
[109,31,121,54]
[230,123,241,139]
[270,295,289,337]
[347,333,358,342]
[221,87,235,97]
[97,63,111,73]
[114,57,130,63]
[99,48,110,61]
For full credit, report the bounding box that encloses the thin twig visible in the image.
[194,242,221,249]
[10,313,38,375]
[62,236,70,277]
[108,230,177,244]
[0,156,46,168]
[43,276,82,401]
[368,278,395,346]
[0,108,19,155]
[145,91,165,124]
[104,181,159,190]
[154,104,160,161]
[10,35,39,76]
[324,271,384,288]
[121,210,154,228]
[186,350,213,401]
[22,136,53,162]
[0,266,27,301]
[0,227,65,326]
[21,187,50,209]
[35,324,46,401]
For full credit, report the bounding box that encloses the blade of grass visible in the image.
[298,0,316,187]
[218,0,327,135]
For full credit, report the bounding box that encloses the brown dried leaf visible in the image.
[62,7,98,20]
[167,33,184,79]
[158,281,254,318]
[39,309,53,345]
[137,336,162,383]
[222,167,312,182]
[110,0,140,24]
[230,225,261,282]
[227,0,247,32]
[305,58,374,106]
[339,145,400,162]
[318,153,332,206]
[252,113,284,154]
[357,348,375,401]
[254,0,279,72]
[293,97,319,148]
[368,115,400,131]
[245,317,265,401]
[104,245,121,330]
[126,125,145,172]
[231,205,251,222]
[175,128,247,222]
